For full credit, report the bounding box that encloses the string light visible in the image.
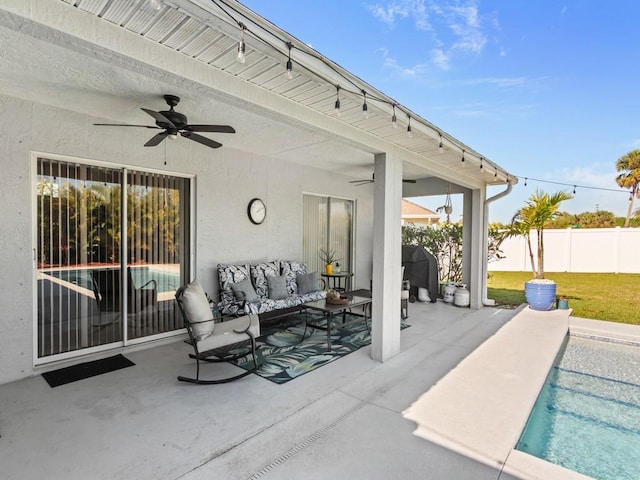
[362,90,369,119]
[391,104,398,128]
[236,22,246,63]
[210,0,502,174]
[494,167,498,178]
[517,175,632,196]
[285,42,293,79]
[479,157,484,172]
[461,149,466,167]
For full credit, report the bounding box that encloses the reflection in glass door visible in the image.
[36,158,190,359]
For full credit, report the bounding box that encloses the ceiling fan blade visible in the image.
[144,131,169,147]
[141,108,175,128]
[349,180,373,186]
[181,131,222,149]
[93,123,161,129]
[403,179,417,183]
[185,124,236,134]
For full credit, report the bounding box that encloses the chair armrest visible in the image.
[139,279,157,290]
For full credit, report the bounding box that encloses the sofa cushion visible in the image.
[180,279,214,341]
[281,261,307,295]
[267,274,288,300]
[297,271,320,295]
[250,261,281,298]
[230,277,259,303]
[218,263,251,304]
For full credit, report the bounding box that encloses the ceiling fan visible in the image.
[93,95,235,149]
[349,174,417,186]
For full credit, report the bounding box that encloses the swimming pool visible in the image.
[517,335,640,480]
[45,266,181,293]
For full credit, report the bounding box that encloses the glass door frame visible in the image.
[31,152,196,366]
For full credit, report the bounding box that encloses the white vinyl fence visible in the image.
[489,227,640,274]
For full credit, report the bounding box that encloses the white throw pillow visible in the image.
[180,279,214,341]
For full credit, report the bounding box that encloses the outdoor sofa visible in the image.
[217,260,326,323]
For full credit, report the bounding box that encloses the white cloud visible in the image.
[431,48,450,70]
[380,48,430,77]
[368,0,498,72]
[367,0,430,30]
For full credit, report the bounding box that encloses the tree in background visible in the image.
[503,189,573,279]
[615,149,640,228]
[401,222,505,284]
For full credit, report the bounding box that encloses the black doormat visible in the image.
[42,354,135,387]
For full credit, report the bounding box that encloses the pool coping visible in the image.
[403,307,640,480]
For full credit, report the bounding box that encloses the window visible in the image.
[36,158,191,360]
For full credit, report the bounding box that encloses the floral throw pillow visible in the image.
[218,264,250,304]
[281,261,307,295]
[250,261,281,298]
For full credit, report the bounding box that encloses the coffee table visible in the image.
[301,295,372,351]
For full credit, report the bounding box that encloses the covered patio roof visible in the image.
[0,0,515,188]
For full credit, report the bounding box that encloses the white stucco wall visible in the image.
[0,94,374,385]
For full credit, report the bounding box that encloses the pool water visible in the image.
[46,266,181,293]
[517,335,640,480]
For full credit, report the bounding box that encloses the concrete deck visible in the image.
[0,300,525,480]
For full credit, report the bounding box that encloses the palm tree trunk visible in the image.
[526,234,536,278]
[537,229,544,279]
[624,188,636,228]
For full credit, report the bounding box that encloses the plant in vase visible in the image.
[319,248,340,275]
[502,189,573,310]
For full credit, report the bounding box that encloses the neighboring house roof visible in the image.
[402,199,440,222]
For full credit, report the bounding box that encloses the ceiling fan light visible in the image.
[169,133,178,140]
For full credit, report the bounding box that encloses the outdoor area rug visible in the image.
[42,354,135,387]
[229,311,409,384]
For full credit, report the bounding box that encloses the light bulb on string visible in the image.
[407,116,413,137]
[391,104,398,128]
[285,42,293,79]
[479,157,484,172]
[144,0,162,11]
[237,23,246,64]
[362,91,369,119]
[334,85,341,116]
[573,185,576,195]
[524,177,527,186]
[461,150,466,167]
[438,134,444,153]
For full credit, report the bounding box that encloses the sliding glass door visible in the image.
[36,158,190,360]
[302,194,354,274]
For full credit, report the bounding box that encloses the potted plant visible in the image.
[503,189,573,310]
[319,248,340,275]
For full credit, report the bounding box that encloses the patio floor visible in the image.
[0,300,522,480]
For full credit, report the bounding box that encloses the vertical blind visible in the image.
[303,194,353,274]
[36,158,190,359]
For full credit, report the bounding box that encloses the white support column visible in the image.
[462,188,486,309]
[371,153,402,362]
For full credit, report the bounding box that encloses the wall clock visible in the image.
[247,198,266,225]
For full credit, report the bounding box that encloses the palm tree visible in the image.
[615,149,640,228]
[503,189,573,279]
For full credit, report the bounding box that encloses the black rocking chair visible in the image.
[175,280,260,385]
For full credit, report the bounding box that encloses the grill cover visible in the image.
[402,245,439,302]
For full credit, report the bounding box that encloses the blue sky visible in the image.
[240,0,639,222]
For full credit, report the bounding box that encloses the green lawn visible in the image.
[487,271,640,325]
